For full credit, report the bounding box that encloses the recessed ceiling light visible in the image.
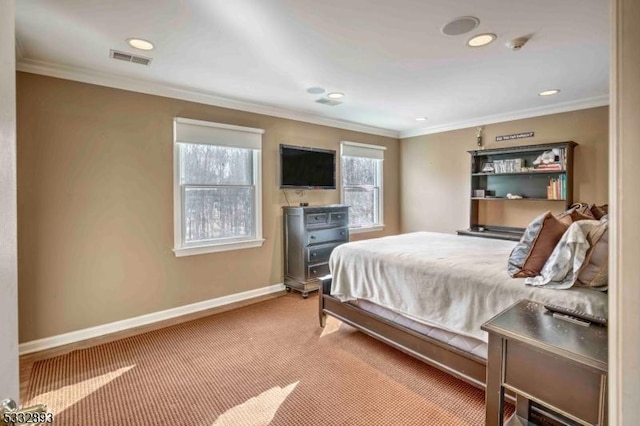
[539,89,561,96]
[307,87,325,95]
[127,38,154,51]
[416,117,427,121]
[467,33,497,47]
[327,92,344,99]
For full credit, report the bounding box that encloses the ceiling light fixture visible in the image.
[416,117,427,121]
[539,89,561,96]
[307,87,325,95]
[127,38,154,51]
[327,92,344,99]
[467,33,497,47]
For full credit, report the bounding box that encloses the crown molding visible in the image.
[16,58,610,141]
[399,95,610,139]
[16,58,400,139]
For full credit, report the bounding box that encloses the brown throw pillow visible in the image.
[569,203,594,215]
[556,207,593,226]
[508,211,570,278]
[590,204,609,220]
[571,209,595,222]
[575,221,608,289]
[556,209,573,226]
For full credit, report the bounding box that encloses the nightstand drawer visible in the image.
[307,243,341,263]
[504,340,604,425]
[308,262,330,279]
[307,227,348,245]
[305,212,328,226]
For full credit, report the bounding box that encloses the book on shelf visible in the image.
[547,175,566,200]
[536,163,562,170]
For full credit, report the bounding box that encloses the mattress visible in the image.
[350,299,488,359]
[330,232,608,342]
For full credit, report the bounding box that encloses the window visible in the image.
[340,141,385,233]
[173,118,264,256]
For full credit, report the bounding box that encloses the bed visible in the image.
[318,231,608,391]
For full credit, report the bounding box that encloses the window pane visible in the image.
[342,156,377,186]
[344,187,379,227]
[180,144,252,185]
[184,187,254,243]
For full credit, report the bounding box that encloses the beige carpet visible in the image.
[24,293,512,425]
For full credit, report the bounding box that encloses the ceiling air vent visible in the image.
[315,98,342,106]
[109,49,152,66]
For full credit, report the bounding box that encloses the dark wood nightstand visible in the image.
[482,300,607,426]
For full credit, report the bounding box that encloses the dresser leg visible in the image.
[486,335,505,426]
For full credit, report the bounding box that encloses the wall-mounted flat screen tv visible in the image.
[280,144,336,189]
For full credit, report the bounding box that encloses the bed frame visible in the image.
[320,278,589,424]
[318,277,488,389]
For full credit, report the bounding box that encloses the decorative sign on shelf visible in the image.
[495,131,534,142]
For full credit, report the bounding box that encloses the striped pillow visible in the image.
[508,211,569,278]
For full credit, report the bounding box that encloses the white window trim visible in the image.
[349,224,386,235]
[340,141,385,233]
[173,118,265,257]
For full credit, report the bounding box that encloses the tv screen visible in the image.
[280,144,336,189]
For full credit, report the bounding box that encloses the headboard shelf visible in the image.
[458,141,577,241]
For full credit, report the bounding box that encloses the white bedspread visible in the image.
[329,232,608,342]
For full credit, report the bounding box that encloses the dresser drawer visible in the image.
[307,243,342,263]
[308,227,348,245]
[329,211,348,227]
[305,212,328,226]
[307,262,330,279]
[503,340,604,425]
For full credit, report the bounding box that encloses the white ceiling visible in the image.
[15,0,609,138]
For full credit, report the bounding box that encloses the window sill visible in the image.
[173,238,265,257]
[349,225,385,235]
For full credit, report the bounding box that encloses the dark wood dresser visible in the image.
[482,300,607,426]
[283,205,349,298]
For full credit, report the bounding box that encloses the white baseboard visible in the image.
[19,283,285,355]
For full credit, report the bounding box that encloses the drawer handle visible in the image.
[315,216,320,220]
[312,270,317,274]
[311,253,317,257]
[336,215,342,219]
[340,231,345,236]
[310,235,316,239]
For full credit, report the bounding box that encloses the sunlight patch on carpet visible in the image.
[320,316,342,338]
[28,365,135,415]
[212,382,298,426]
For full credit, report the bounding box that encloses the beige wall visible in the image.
[16,72,400,342]
[400,107,609,233]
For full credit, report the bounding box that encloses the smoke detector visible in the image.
[506,37,530,51]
